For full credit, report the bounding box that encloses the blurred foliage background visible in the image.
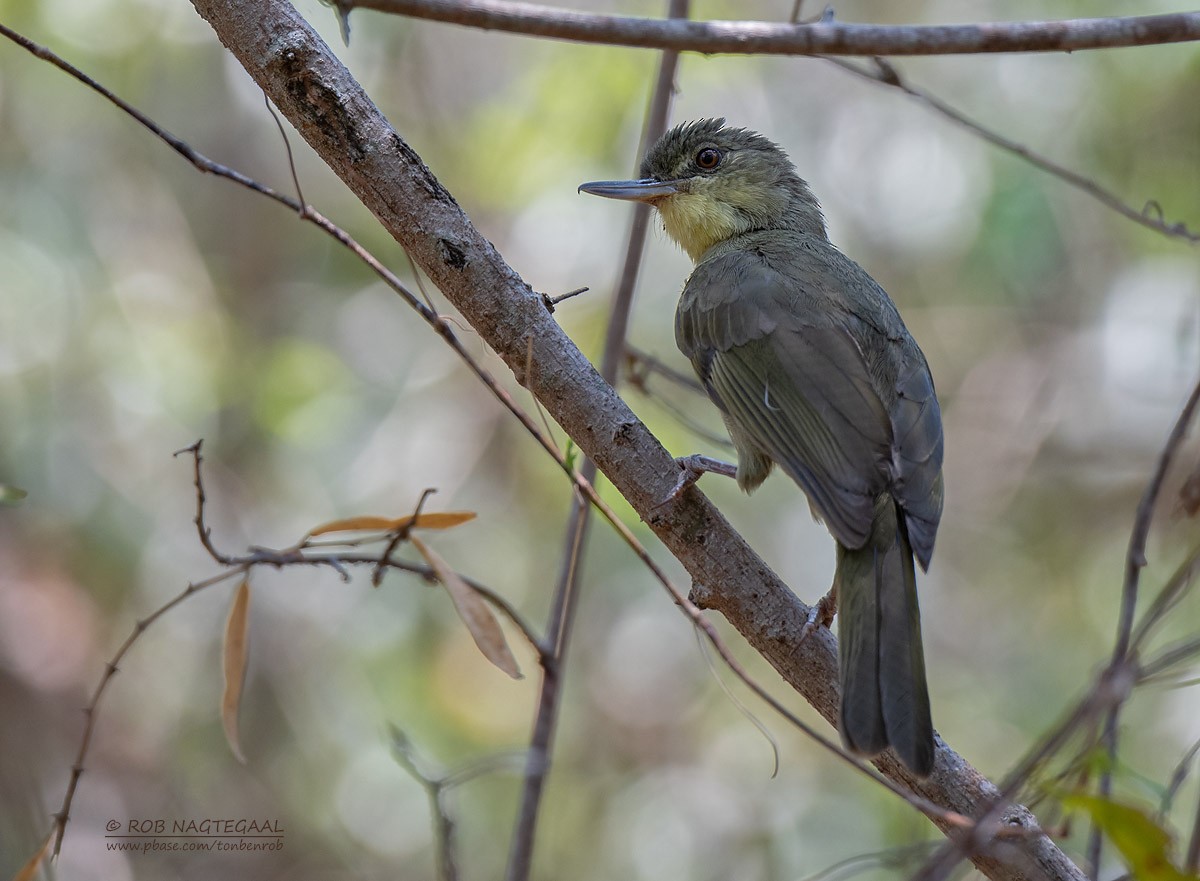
[1,0,1199,879]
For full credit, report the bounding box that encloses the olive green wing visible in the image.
[676,254,892,550]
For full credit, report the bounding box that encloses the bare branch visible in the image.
[625,345,705,396]
[624,346,737,450]
[1115,379,1200,661]
[1130,544,1200,651]
[1090,377,1200,873]
[350,0,1200,57]
[390,728,461,881]
[505,500,589,881]
[507,10,687,876]
[47,439,543,856]
[51,564,248,856]
[175,440,236,565]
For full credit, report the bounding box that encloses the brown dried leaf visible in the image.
[309,515,405,535]
[410,511,478,530]
[221,578,251,764]
[410,535,521,680]
[308,511,476,536]
[13,828,52,881]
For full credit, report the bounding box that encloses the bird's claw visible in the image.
[799,585,838,643]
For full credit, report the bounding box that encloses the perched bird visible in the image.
[580,119,944,777]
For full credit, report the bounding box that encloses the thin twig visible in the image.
[504,7,687,878]
[262,89,307,208]
[543,285,589,309]
[176,440,236,566]
[625,345,706,395]
[623,348,736,450]
[828,58,1199,245]
[51,564,249,855]
[802,840,942,881]
[372,487,437,586]
[350,1,1200,56]
[1138,636,1200,683]
[179,446,545,649]
[1187,781,1200,876]
[1130,543,1200,650]
[47,444,545,854]
[442,750,532,789]
[390,728,460,881]
[1160,736,1200,820]
[503,499,589,881]
[1090,377,1200,876]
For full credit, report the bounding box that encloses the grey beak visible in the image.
[578,178,681,202]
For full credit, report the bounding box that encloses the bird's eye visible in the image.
[695,148,722,170]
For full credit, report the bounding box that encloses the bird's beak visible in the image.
[577,178,681,202]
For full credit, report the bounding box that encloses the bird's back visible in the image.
[676,230,944,564]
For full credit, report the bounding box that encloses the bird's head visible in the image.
[580,118,825,262]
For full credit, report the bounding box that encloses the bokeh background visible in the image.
[1,0,1199,878]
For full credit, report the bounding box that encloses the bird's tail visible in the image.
[835,493,934,777]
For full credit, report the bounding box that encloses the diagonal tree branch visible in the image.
[349,0,1200,57]
[183,2,1082,879]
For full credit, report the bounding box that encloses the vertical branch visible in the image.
[391,728,459,881]
[1087,378,1200,877]
[503,5,688,879]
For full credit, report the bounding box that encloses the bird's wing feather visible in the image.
[677,252,892,549]
[889,361,944,570]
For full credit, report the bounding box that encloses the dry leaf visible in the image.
[308,511,476,536]
[411,535,521,680]
[221,578,251,764]
[13,828,53,881]
[409,511,477,530]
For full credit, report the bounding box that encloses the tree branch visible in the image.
[146,2,1080,878]
[349,0,1200,57]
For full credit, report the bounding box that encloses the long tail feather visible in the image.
[836,494,934,777]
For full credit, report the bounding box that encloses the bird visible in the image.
[579,118,944,777]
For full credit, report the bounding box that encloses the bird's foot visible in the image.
[799,584,838,643]
[656,454,738,508]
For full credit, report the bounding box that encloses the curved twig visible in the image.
[828,57,1199,245]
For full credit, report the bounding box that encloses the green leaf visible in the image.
[0,484,28,505]
[1061,793,1198,881]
